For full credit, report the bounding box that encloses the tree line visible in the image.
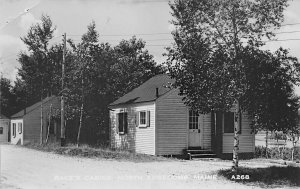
[0,15,165,145]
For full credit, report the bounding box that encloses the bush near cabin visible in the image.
[255,146,300,161]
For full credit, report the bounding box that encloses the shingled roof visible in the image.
[0,114,9,119]
[110,74,175,106]
[11,96,59,119]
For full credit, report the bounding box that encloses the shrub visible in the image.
[255,146,300,161]
[269,131,287,141]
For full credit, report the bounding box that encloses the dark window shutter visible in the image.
[147,111,150,127]
[135,112,139,127]
[124,113,128,133]
[116,113,120,133]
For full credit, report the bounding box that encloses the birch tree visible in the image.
[167,0,291,171]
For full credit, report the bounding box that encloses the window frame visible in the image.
[0,127,3,134]
[137,110,151,128]
[139,111,147,127]
[189,110,199,130]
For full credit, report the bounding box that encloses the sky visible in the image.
[0,0,300,92]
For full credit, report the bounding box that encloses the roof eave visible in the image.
[109,99,157,108]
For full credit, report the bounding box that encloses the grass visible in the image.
[23,142,169,162]
[217,166,300,188]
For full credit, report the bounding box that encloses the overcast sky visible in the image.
[1,0,300,92]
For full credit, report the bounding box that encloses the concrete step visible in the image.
[188,153,217,159]
[186,149,212,154]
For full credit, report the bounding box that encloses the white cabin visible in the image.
[109,74,255,159]
[0,114,10,143]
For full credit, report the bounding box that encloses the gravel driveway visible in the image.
[0,144,286,189]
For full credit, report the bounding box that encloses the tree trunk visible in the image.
[77,103,84,148]
[46,104,52,144]
[40,99,43,145]
[40,78,44,145]
[266,130,268,158]
[292,136,295,162]
[232,100,240,172]
[77,71,84,148]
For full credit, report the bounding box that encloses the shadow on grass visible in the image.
[218,166,300,188]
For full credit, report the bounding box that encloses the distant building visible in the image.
[109,74,255,159]
[10,96,61,145]
[0,114,10,143]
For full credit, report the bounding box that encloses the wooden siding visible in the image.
[0,119,10,143]
[156,89,187,155]
[22,97,61,144]
[202,114,211,150]
[156,89,213,155]
[222,112,255,153]
[110,102,155,155]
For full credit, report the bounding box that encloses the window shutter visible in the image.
[136,112,139,127]
[124,113,128,133]
[116,113,119,134]
[146,111,150,127]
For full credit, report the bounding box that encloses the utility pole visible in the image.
[61,33,66,146]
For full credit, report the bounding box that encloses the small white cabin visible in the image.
[109,74,255,159]
[10,96,61,145]
[0,114,10,143]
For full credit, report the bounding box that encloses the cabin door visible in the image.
[188,111,203,147]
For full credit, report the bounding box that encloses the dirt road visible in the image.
[1,144,268,189]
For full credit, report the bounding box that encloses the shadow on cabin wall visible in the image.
[110,107,137,152]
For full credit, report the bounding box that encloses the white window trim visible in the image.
[139,111,147,127]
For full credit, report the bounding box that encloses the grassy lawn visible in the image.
[218,165,300,188]
[23,142,169,162]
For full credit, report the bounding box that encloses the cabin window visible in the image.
[224,112,234,133]
[118,112,128,134]
[137,111,150,127]
[12,123,16,137]
[18,123,22,134]
[189,110,199,129]
[140,111,146,125]
[0,127,3,134]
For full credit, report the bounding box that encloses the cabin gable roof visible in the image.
[109,74,175,107]
[11,96,59,119]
